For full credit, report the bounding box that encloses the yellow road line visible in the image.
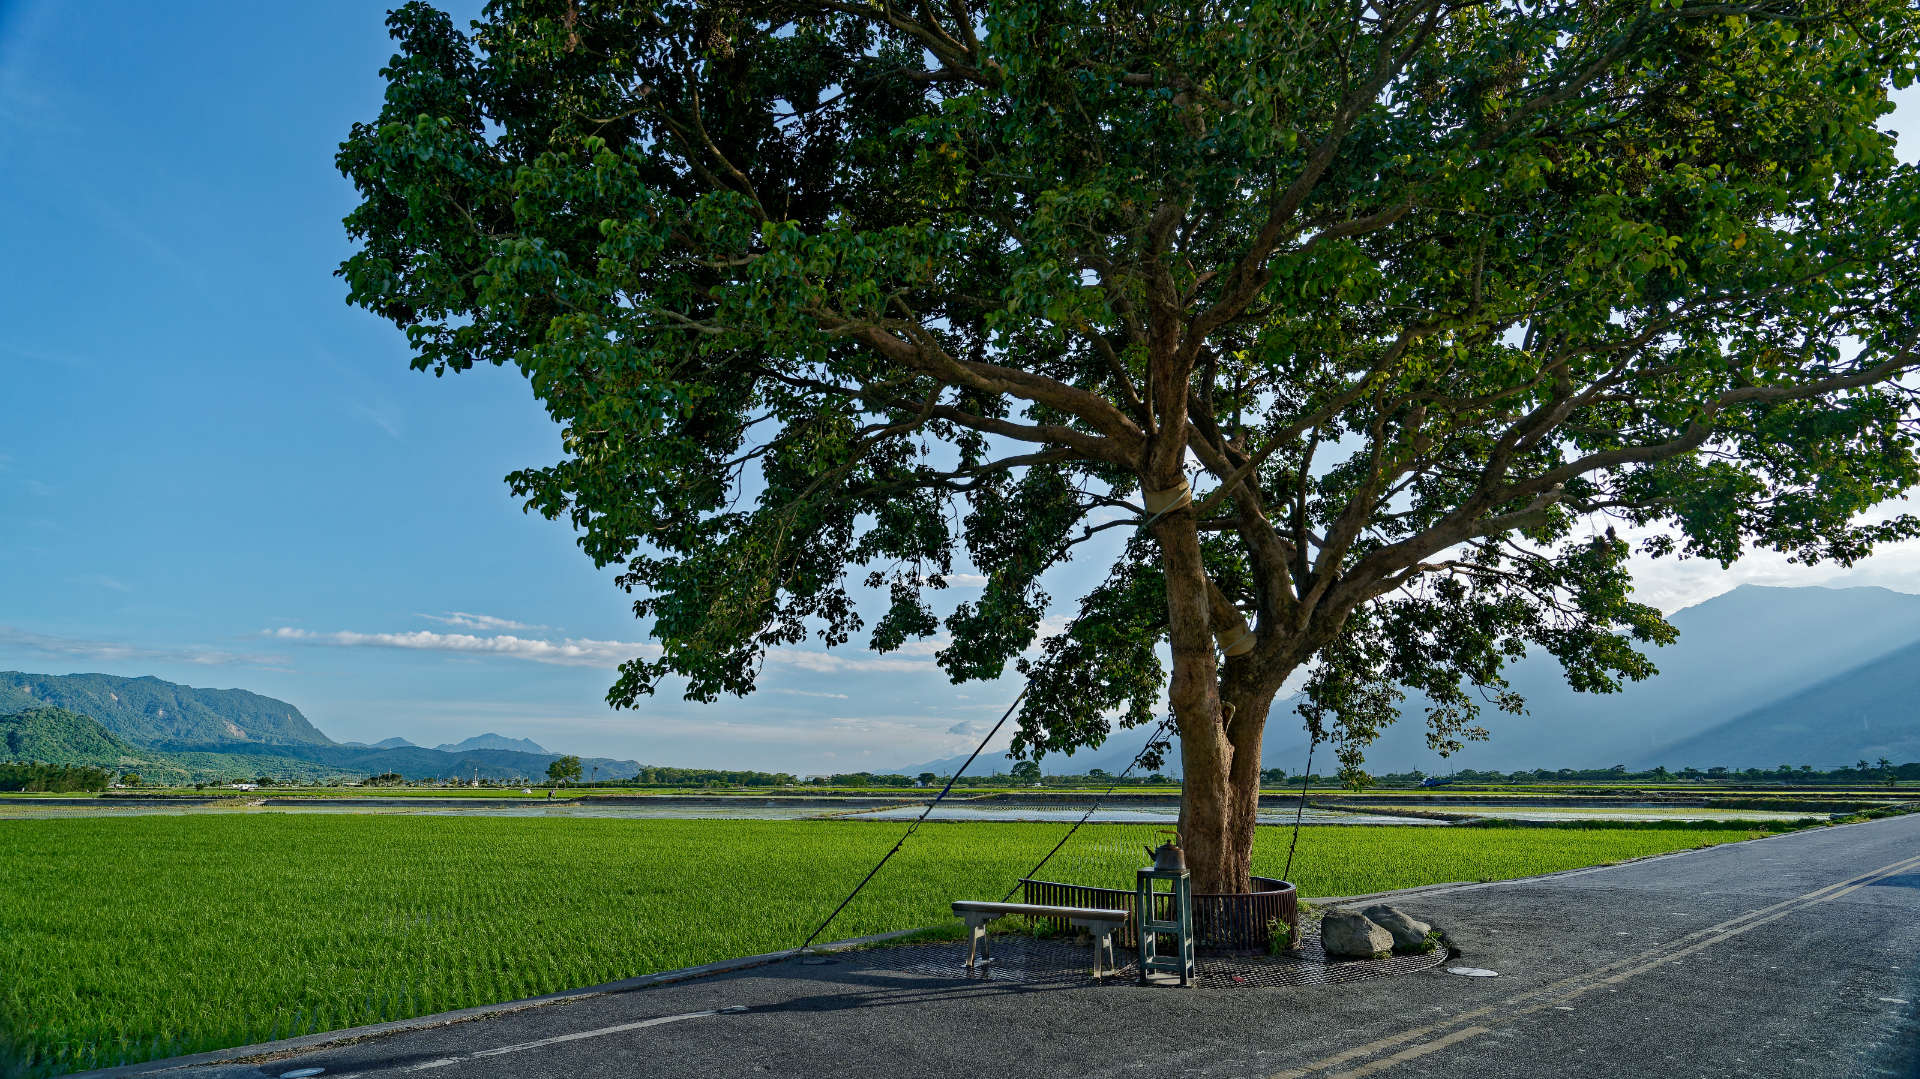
[1323,1026,1490,1079]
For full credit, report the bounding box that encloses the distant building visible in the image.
[229,783,259,791]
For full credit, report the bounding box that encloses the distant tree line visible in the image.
[801,772,911,787]
[21,760,1902,794]
[601,766,799,787]
[846,761,1920,790]
[1352,760,1920,788]
[832,768,1185,789]
[0,762,111,792]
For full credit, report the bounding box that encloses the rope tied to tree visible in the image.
[1281,735,1317,885]
[795,471,1294,951]
[794,686,1027,953]
[997,714,1176,901]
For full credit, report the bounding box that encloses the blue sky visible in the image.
[2,2,1918,773]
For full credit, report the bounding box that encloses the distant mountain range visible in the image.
[1647,634,1920,769]
[0,671,631,783]
[342,736,418,750]
[13,583,1920,785]
[901,585,1920,776]
[435,733,548,754]
[338,734,548,753]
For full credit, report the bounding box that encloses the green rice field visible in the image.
[0,815,1770,1076]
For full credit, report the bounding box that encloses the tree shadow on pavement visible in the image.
[735,968,1088,1016]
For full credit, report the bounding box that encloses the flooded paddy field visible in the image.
[1347,803,1834,823]
[0,791,1850,824]
[845,804,1431,825]
[0,795,1420,825]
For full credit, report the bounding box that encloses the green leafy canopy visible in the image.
[340,0,1920,781]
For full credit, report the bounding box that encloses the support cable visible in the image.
[795,685,1027,953]
[796,466,1236,950]
[1281,736,1317,884]
[998,714,1176,901]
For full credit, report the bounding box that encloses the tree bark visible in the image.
[1171,667,1284,894]
[1156,494,1298,892]
[1223,677,1280,888]
[1156,505,1243,893]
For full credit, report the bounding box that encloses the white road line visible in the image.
[1271,849,1920,1079]
[328,1005,746,1077]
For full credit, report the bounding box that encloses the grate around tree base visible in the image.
[848,923,1450,988]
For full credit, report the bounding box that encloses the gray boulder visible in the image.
[1361,904,1434,951]
[1320,910,1394,959]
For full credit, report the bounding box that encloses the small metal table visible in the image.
[1136,865,1195,986]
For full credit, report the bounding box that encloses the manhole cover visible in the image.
[1446,966,1499,977]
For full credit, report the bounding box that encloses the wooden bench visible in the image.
[951,900,1132,980]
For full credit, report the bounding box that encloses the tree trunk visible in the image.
[1174,692,1240,893]
[1156,498,1295,893]
[1156,507,1243,893]
[1172,672,1282,894]
[1224,678,1280,886]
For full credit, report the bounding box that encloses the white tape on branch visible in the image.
[1142,480,1192,517]
[1216,627,1257,656]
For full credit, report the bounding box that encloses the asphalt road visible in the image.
[126,814,1920,1079]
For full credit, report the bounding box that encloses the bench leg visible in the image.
[964,918,993,970]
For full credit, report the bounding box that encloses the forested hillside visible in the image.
[0,674,639,783]
[1,707,139,768]
[0,706,352,784]
[0,673,332,746]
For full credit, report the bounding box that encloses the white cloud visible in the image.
[270,625,941,675]
[581,709,986,762]
[886,638,949,658]
[269,627,657,668]
[1624,497,1920,613]
[1027,614,1073,649]
[764,649,930,673]
[420,611,546,632]
[773,688,851,699]
[0,627,283,667]
[943,573,989,587]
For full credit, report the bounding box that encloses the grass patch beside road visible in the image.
[0,816,1764,1076]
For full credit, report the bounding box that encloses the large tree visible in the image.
[340,0,1920,891]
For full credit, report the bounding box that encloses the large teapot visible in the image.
[1145,840,1186,872]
